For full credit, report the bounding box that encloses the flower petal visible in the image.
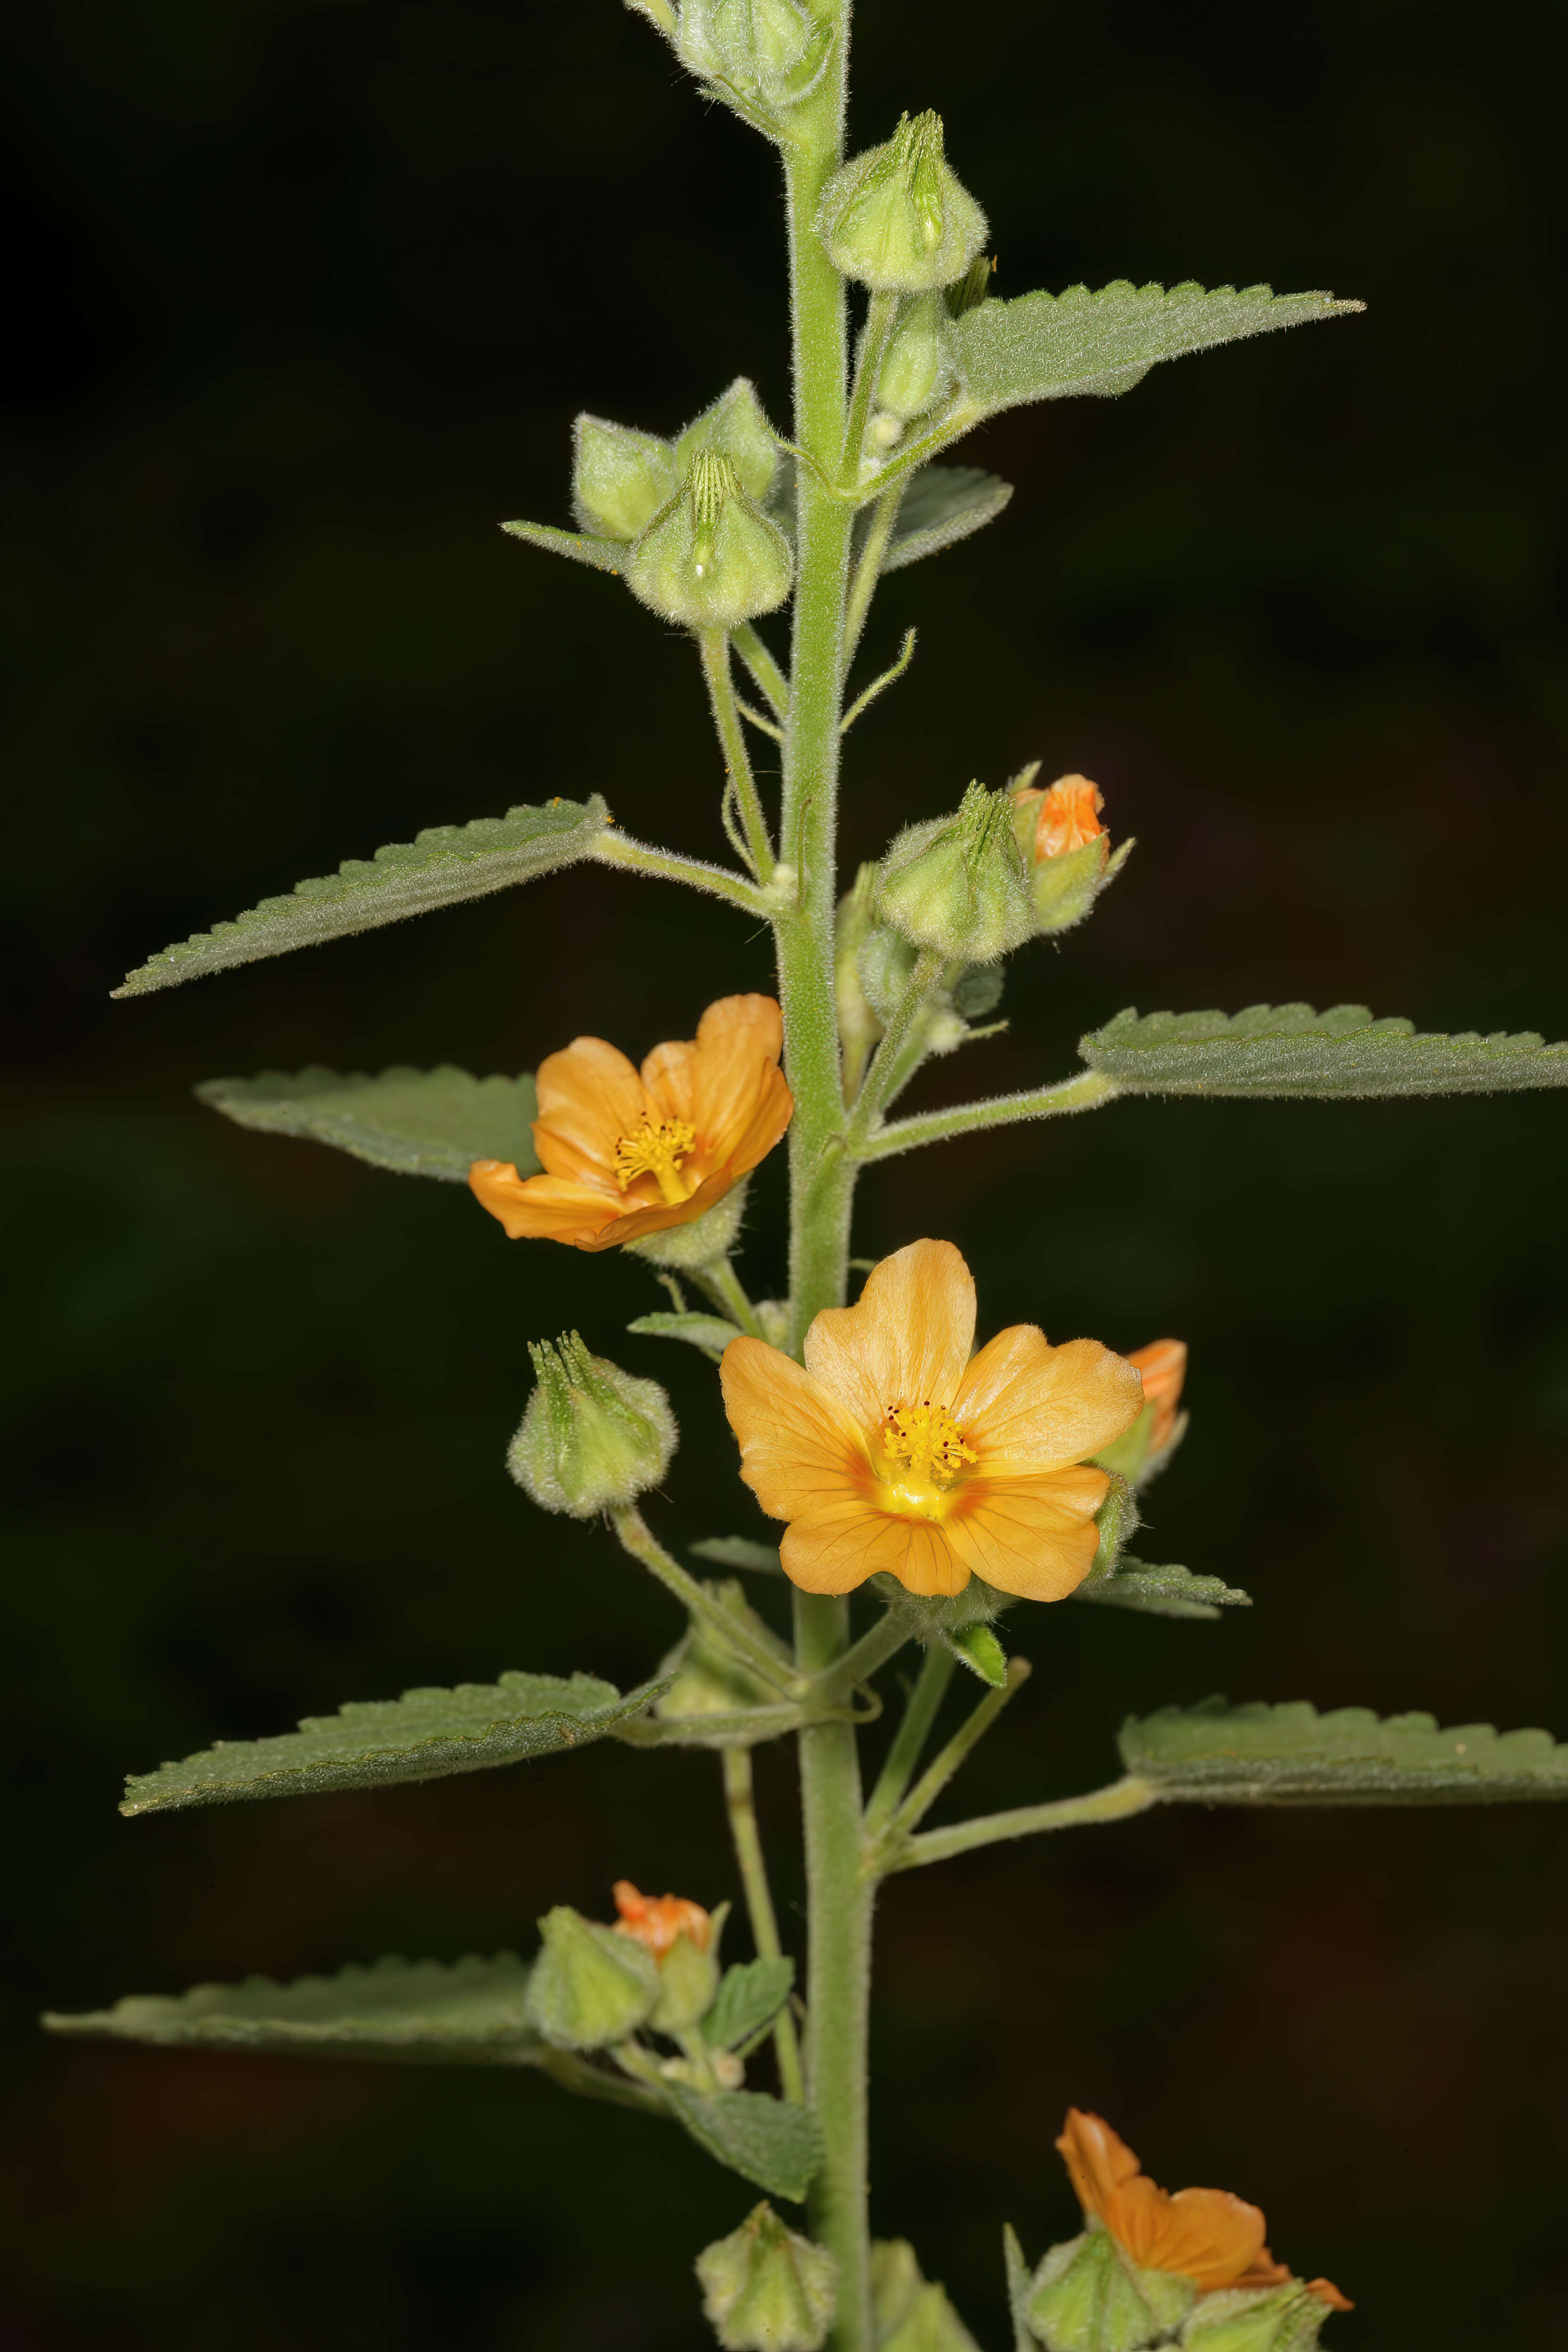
[532,1037,646,1184]
[956,1329,1143,1466]
[719,1339,871,1525]
[719,1065,794,1181]
[942,1466,1107,1600]
[468,1163,622,1245]
[639,1038,695,1127]
[805,1239,976,1430]
[1139,2187,1272,2291]
[1056,2110,1143,2223]
[689,995,785,1160]
[782,1507,967,1597]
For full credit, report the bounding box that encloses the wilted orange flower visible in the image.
[1127,1338,1187,1453]
[720,1240,1143,1600]
[1056,2110,1352,2308]
[1014,772,1107,860]
[612,1880,712,1958]
[469,994,792,1252]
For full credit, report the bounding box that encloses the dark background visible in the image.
[6,0,1568,2344]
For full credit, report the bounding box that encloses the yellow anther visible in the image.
[878,1399,976,1492]
[614,1116,699,1205]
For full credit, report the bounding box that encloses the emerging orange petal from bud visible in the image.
[720,1239,1144,1604]
[611,1880,713,1958]
[1127,1337,1187,1454]
[468,993,792,1253]
[1055,2110,1343,2302]
[1013,771,1107,862]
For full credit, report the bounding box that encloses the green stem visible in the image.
[722,1746,807,2104]
[700,629,776,882]
[843,947,946,1149]
[809,1606,911,1708]
[843,482,906,662]
[863,1644,956,1834]
[610,1506,801,1699]
[841,290,900,485]
[855,1069,1121,1160]
[885,1774,1159,1872]
[592,827,768,915]
[840,625,916,735]
[692,1255,764,1339]
[866,1658,1033,1872]
[733,621,791,721]
[795,1590,874,2352]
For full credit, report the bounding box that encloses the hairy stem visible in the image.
[592,827,768,915]
[722,1746,806,2103]
[886,1774,1159,1871]
[841,290,900,485]
[843,482,906,661]
[700,629,776,881]
[867,1658,1033,1870]
[733,620,791,720]
[858,1069,1121,1159]
[691,1255,764,1339]
[863,1644,956,1833]
[610,1506,800,1699]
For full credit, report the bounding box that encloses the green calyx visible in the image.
[572,413,681,540]
[818,111,988,295]
[677,376,781,505]
[1028,2227,1196,2352]
[509,1333,677,1519]
[873,2240,983,2349]
[524,1906,659,2050]
[649,1925,724,2034]
[697,2202,839,2351]
[1182,2283,1337,2352]
[874,294,954,425]
[875,782,1035,964]
[628,449,794,631]
[675,0,832,120]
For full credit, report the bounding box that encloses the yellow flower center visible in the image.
[615,1116,699,1206]
[876,1399,977,1511]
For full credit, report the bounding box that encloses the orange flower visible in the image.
[612,1880,713,1958]
[1014,772,1107,860]
[719,1240,1144,1600]
[1056,2111,1352,2308]
[1127,1337,1187,1454]
[469,994,792,1252]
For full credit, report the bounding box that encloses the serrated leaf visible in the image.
[663,2082,822,2201]
[44,1952,544,2065]
[877,466,1013,572]
[627,1311,743,1360]
[689,1537,784,1576]
[1120,1698,1568,1803]
[1003,2226,1036,2352]
[499,518,630,572]
[122,1670,672,1816]
[197,1066,539,1181]
[702,1955,795,2053]
[1079,1004,1568,1098]
[1075,1557,1251,1622]
[947,281,1362,418]
[114,796,611,997]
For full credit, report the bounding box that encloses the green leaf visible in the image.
[1075,1556,1252,1622]
[122,1670,672,1816]
[702,1956,796,2053]
[942,1624,1008,1685]
[1079,1003,1568,1098]
[1002,2226,1037,2352]
[947,281,1362,419]
[627,1310,743,1361]
[44,1952,545,2065]
[663,2083,823,2202]
[114,796,611,997]
[1120,1698,1568,1804]
[499,518,630,572]
[197,1066,539,1181]
[689,1537,784,1576]
[878,466,1013,572]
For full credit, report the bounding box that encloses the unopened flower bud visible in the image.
[1029,2229,1194,2352]
[676,376,781,506]
[876,782,1034,964]
[818,111,988,295]
[1009,769,1133,935]
[526,1904,659,2049]
[1183,2279,1351,2352]
[628,450,793,630]
[509,1332,676,1518]
[572,413,679,541]
[697,2202,838,2352]
[874,294,954,421]
[676,0,831,116]
[1094,1339,1189,1488]
[613,1879,722,2032]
